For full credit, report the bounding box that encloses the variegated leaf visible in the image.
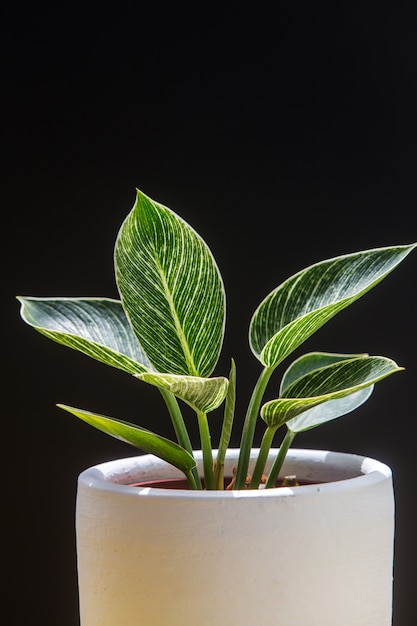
[137,372,229,413]
[278,351,373,432]
[286,387,373,433]
[58,404,196,473]
[250,243,416,368]
[261,355,402,428]
[280,351,368,393]
[18,297,151,375]
[115,189,225,377]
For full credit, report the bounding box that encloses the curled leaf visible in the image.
[279,351,368,393]
[136,372,229,413]
[261,355,402,429]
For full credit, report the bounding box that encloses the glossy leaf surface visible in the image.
[58,404,196,473]
[280,352,373,432]
[279,352,368,392]
[18,297,151,375]
[250,243,416,368]
[137,372,229,413]
[261,355,402,428]
[115,190,225,377]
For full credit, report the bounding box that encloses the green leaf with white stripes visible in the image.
[280,352,374,432]
[115,189,226,377]
[58,404,197,474]
[17,297,152,375]
[279,351,368,392]
[286,387,374,434]
[260,355,402,429]
[136,372,229,413]
[250,243,416,368]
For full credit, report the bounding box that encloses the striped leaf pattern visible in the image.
[137,372,229,414]
[260,355,402,428]
[280,352,373,432]
[58,404,196,473]
[286,387,373,434]
[115,190,225,377]
[250,243,416,368]
[18,297,152,375]
[279,351,368,393]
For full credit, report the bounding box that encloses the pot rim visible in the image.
[78,448,392,499]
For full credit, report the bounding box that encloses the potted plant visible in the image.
[18,189,415,625]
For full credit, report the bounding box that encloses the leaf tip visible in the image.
[56,403,76,415]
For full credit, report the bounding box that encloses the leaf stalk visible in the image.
[234,366,275,489]
[197,411,215,489]
[214,359,236,490]
[249,425,279,489]
[265,429,296,488]
[160,388,202,488]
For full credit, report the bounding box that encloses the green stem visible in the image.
[214,359,236,490]
[184,469,198,490]
[160,388,202,489]
[234,366,275,489]
[265,428,296,488]
[249,426,278,489]
[197,410,215,490]
[214,462,225,491]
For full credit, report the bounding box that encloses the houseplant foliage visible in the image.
[18,189,416,490]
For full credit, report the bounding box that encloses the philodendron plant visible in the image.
[18,190,416,490]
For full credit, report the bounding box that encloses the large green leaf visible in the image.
[250,243,416,368]
[17,297,151,375]
[136,372,229,413]
[260,355,402,428]
[114,189,226,377]
[57,404,197,474]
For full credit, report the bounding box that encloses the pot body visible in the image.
[76,449,394,626]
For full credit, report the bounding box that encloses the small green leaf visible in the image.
[17,297,151,375]
[280,351,368,393]
[286,387,373,433]
[250,243,416,368]
[261,355,402,428]
[136,372,229,413]
[57,404,197,473]
[115,189,226,377]
[278,352,374,432]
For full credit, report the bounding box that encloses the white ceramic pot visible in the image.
[76,448,394,626]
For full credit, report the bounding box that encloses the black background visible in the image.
[3,3,417,625]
